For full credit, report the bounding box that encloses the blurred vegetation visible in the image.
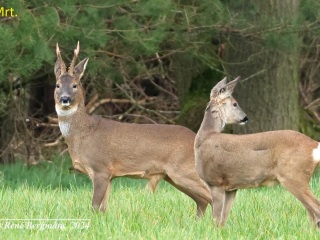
[0,0,319,163]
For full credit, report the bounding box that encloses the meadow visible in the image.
[0,155,319,240]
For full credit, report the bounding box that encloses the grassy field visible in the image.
[0,155,319,240]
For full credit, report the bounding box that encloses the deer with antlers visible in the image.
[195,77,320,227]
[53,42,211,216]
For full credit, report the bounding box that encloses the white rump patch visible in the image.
[55,105,78,117]
[59,121,71,137]
[312,143,320,163]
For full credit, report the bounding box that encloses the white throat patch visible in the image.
[312,143,320,163]
[59,121,71,137]
[55,105,78,117]
[55,104,78,136]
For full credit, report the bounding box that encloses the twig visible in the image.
[43,136,63,147]
[36,123,59,128]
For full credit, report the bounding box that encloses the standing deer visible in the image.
[54,42,211,216]
[195,77,320,227]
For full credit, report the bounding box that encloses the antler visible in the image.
[56,43,66,74]
[68,41,80,75]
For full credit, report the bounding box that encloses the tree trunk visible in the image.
[222,0,300,133]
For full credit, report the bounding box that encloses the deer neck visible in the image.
[56,103,91,138]
[198,108,225,135]
[195,109,225,148]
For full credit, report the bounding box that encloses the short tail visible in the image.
[313,143,320,163]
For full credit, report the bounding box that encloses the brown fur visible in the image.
[195,77,320,227]
[54,42,211,216]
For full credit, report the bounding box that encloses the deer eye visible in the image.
[220,88,225,93]
[233,102,238,107]
[56,84,60,88]
[73,84,77,89]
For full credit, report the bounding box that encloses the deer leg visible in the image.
[209,186,226,227]
[146,174,165,193]
[298,189,320,227]
[220,190,237,226]
[99,179,112,212]
[92,173,112,212]
[164,175,211,217]
[279,178,320,227]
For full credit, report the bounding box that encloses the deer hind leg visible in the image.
[279,177,320,227]
[146,174,165,193]
[92,172,112,212]
[164,174,211,217]
[297,189,320,227]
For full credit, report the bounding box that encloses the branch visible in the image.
[85,93,99,112]
[305,98,320,110]
[115,83,175,124]
[87,97,155,114]
[36,123,59,128]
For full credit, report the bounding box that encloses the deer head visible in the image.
[206,76,248,126]
[54,42,89,116]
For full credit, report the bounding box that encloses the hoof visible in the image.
[92,205,106,213]
[317,220,320,228]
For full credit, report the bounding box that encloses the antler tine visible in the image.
[68,41,80,75]
[56,43,66,74]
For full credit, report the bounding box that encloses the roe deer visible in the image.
[195,76,320,227]
[54,42,211,216]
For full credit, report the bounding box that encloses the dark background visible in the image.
[0,0,319,164]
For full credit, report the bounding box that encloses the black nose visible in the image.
[60,96,71,104]
[241,116,248,123]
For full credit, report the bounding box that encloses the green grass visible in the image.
[0,156,320,239]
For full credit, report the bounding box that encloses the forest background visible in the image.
[0,0,319,164]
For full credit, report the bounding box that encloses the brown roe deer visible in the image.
[195,77,320,227]
[54,42,211,216]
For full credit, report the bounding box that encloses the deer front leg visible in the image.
[92,172,112,212]
[209,186,226,227]
[220,190,237,226]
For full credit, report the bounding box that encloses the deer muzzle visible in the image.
[239,116,248,125]
[60,96,72,106]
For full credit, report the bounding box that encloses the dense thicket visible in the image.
[0,0,319,163]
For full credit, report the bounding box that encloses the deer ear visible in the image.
[74,57,89,80]
[226,76,240,94]
[54,59,62,78]
[210,77,227,99]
